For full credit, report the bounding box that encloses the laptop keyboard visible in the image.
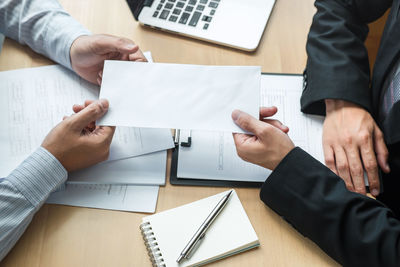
[152,0,220,30]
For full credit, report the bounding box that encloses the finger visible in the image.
[232,133,259,162]
[92,35,139,55]
[92,126,116,144]
[232,133,253,146]
[263,119,289,133]
[374,127,390,173]
[73,100,95,113]
[360,141,380,197]
[69,99,109,131]
[73,104,85,113]
[345,146,366,195]
[97,77,102,86]
[323,144,338,175]
[84,100,94,107]
[259,106,278,118]
[232,109,267,136]
[129,52,147,62]
[98,70,103,78]
[334,146,354,192]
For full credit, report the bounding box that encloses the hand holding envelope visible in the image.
[98,61,260,133]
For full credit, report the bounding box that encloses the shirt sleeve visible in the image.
[0,147,67,261]
[0,0,91,69]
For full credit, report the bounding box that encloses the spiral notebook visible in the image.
[139,190,259,267]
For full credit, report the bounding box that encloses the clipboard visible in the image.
[169,129,264,188]
[169,72,305,188]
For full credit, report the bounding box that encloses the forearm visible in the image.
[260,147,400,266]
[301,0,391,115]
[0,0,90,69]
[0,147,67,261]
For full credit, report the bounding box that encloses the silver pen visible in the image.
[176,190,233,263]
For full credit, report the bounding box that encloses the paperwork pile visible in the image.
[0,53,173,213]
[0,55,263,213]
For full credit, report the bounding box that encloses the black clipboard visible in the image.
[169,130,263,187]
[169,72,303,188]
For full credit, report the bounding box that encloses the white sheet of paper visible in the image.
[68,150,167,185]
[46,184,159,213]
[177,74,324,182]
[178,130,270,182]
[0,53,174,177]
[261,74,325,162]
[98,61,260,133]
[108,127,173,161]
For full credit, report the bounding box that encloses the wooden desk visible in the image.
[0,0,339,266]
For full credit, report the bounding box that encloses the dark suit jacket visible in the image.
[261,147,400,267]
[260,1,400,266]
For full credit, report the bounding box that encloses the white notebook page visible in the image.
[141,190,259,267]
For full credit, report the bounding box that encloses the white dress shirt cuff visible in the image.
[6,147,67,207]
[44,13,91,70]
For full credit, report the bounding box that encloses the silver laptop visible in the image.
[126,0,276,51]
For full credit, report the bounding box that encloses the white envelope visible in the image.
[98,61,260,133]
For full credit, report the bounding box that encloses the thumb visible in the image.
[92,35,139,54]
[69,99,109,131]
[232,110,265,135]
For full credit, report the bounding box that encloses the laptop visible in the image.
[126,0,276,51]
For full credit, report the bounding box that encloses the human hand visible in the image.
[41,99,115,172]
[70,34,147,85]
[232,107,295,170]
[323,99,390,197]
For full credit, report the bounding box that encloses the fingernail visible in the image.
[125,44,136,50]
[231,110,241,121]
[371,189,379,197]
[99,99,109,109]
[386,164,390,171]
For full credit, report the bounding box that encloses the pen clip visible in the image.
[186,232,206,259]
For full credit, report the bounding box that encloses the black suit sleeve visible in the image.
[301,0,392,115]
[260,147,400,267]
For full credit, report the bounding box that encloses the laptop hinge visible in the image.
[126,0,154,21]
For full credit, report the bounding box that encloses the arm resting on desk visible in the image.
[0,0,90,69]
[301,0,391,115]
[0,147,67,261]
[260,147,400,267]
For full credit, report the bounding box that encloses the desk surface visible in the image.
[0,0,340,266]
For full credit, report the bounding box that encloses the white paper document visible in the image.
[177,74,324,182]
[68,150,168,185]
[178,130,271,182]
[46,184,159,213]
[261,74,324,162]
[109,127,173,161]
[0,61,173,177]
[98,61,260,133]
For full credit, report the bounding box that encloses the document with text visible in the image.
[68,150,167,185]
[98,61,260,133]
[46,184,159,213]
[177,74,324,182]
[0,61,173,177]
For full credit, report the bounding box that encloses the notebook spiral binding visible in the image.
[140,221,166,267]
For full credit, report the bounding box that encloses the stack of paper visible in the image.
[0,52,173,213]
[0,55,263,213]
